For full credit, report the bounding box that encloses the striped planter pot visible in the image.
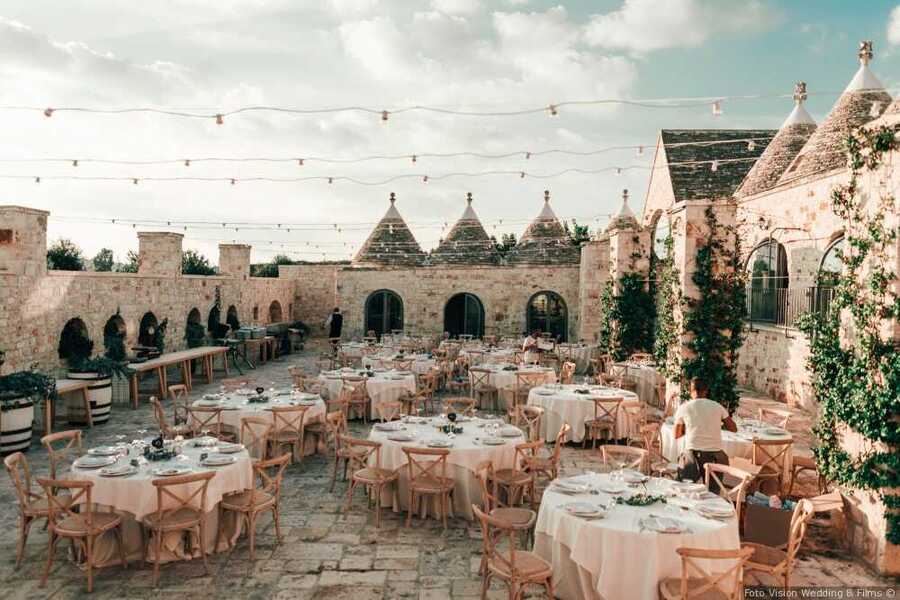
[66,372,112,425]
[0,397,34,454]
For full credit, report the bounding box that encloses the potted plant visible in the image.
[153,318,168,354]
[69,357,134,425]
[0,369,55,453]
[58,325,109,425]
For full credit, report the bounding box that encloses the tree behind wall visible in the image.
[47,239,85,271]
[92,248,114,272]
[250,254,294,277]
[116,250,140,273]
[182,250,216,275]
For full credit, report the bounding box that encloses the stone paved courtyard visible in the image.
[0,341,894,599]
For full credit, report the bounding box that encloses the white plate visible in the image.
[218,443,244,454]
[87,446,119,456]
[535,389,556,396]
[152,467,192,477]
[99,465,137,477]
[764,428,790,436]
[640,516,686,533]
[621,470,649,484]
[426,439,453,448]
[554,481,590,494]
[201,454,236,467]
[695,500,735,518]
[374,422,402,432]
[74,456,117,469]
[563,502,605,517]
[481,437,506,446]
[597,481,627,495]
[193,436,219,447]
[671,481,707,494]
[387,433,415,442]
[500,427,522,438]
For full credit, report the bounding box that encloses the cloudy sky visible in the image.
[2,0,899,265]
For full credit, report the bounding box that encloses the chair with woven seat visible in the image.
[758,407,792,429]
[5,452,51,569]
[240,416,272,461]
[558,361,576,384]
[469,367,498,412]
[375,400,403,423]
[188,405,232,440]
[150,396,192,439]
[514,405,544,441]
[523,423,570,485]
[144,471,214,587]
[444,397,477,417]
[473,461,537,574]
[40,429,83,480]
[658,546,754,600]
[343,436,398,528]
[324,411,360,492]
[266,404,312,464]
[508,371,545,423]
[492,441,539,509]
[583,397,622,449]
[752,438,793,495]
[38,478,127,593]
[787,454,828,496]
[599,445,649,474]
[704,463,753,524]
[167,383,190,420]
[472,503,553,600]
[742,499,814,589]
[216,453,290,560]
[402,446,455,530]
[342,376,370,422]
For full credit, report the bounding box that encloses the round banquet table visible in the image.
[534,473,740,600]
[660,418,793,470]
[611,361,664,407]
[478,365,557,410]
[69,442,253,567]
[527,384,640,443]
[556,344,595,374]
[460,348,517,365]
[318,369,417,419]
[364,353,436,375]
[368,417,521,520]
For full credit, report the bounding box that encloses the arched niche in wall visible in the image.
[252,305,259,321]
[138,312,158,347]
[526,291,568,342]
[185,307,205,348]
[269,300,283,323]
[207,304,221,332]
[58,317,92,363]
[443,293,485,338]
[103,312,127,360]
[745,239,788,324]
[364,289,404,338]
[226,305,240,331]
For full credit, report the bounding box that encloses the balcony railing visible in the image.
[745,286,834,328]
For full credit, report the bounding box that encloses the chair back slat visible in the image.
[188,406,225,437]
[269,405,309,437]
[600,445,648,473]
[240,416,273,461]
[253,454,290,501]
[37,478,93,530]
[150,471,215,523]
[593,397,623,423]
[5,452,35,510]
[402,447,449,484]
[41,430,83,480]
[341,436,380,470]
[677,546,754,599]
[376,400,403,422]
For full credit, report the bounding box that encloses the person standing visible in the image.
[674,379,737,489]
[522,329,541,365]
[324,307,343,340]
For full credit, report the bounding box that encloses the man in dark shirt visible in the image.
[325,307,343,339]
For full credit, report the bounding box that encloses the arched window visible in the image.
[138,312,158,347]
[651,212,671,264]
[269,301,283,323]
[185,307,205,348]
[103,313,127,360]
[526,291,568,342]
[365,290,404,337]
[207,305,221,333]
[746,240,788,323]
[815,236,844,318]
[443,293,485,339]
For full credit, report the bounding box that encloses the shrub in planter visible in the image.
[67,356,133,426]
[58,323,93,365]
[185,321,207,348]
[0,370,55,453]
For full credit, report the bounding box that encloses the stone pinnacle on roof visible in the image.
[736,82,818,198]
[780,41,892,183]
[430,192,499,265]
[352,192,426,267]
[506,190,580,265]
[606,189,639,231]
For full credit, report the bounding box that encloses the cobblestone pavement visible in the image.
[0,341,894,599]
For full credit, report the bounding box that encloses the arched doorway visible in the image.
[103,312,127,360]
[746,239,788,323]
[526,291,568,342]
[443,293,485,338]
[365,290,403,337]
[269,300,283,323]
[186,308,205,348]
[226,305,240,331]
[138,312,158,347]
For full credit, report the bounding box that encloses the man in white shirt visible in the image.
[674,379,737,489]
[522,330,541,364]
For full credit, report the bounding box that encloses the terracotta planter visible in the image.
[66,371,112,425]
[0,394,34,454]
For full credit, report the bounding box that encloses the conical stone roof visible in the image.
[506,190,580,266]
[352,192,426,267]
[736,82,817,198]
[780,41,891,184]
[430,193,499,265]
[606,189,639,232]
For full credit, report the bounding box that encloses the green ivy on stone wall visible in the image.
[796,123,900,545]
[598,273,655,361]
[652,234,681,380]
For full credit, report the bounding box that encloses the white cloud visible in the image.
[888,5,900,45]
[431,0,481,16]
[584,0,779,54]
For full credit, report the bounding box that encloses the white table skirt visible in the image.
[611,362,663,407]
[534,474,740,600]
[660,421,794,470]
[556,345,595,374]
[527,385,640,443]
[318,371,417,419]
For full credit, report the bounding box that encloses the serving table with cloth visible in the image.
[527,384,640,443]
[318,368,417,419]
[610,361,664,407]
[660,417,793,471]
[534,472,740,600]
[367,417,522,520]
[69,442,253,567]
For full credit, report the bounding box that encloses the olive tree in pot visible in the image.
[0,369,56,454]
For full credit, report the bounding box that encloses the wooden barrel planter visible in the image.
[0,393,35,454]
[66,371,112,425]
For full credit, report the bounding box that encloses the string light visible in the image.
[298,158,304,166]
[548,104,558,116]
[381,110,389,121]
[636,146,644,157]
[711,160,719,172]
[215,114,224,125]
[411,155,417,163]
[43,107,53,117]
[712,100,723,116]
[72,160,78,167]
[184,159,190,166]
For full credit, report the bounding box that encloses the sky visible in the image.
[2,0,900,265]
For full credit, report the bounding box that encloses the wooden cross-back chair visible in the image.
[402,446,455,530]
[287,366,306,389]
[150,396,192,439]
[5,452,50,569]
[473,461,537,575]
[523,423,570,484]
[491,440,539,510]
[145,471,215,587]
[514,405,544,441]
[240,416,273,461]
[444,397,476,417]
[469,367,497,411]
[325,410,359,492]
[392,358,413,372]
[316,355,335,373]
[342,376,370,422]
[188,405,230,440]
[658,546,754,600]
[375,400,403,423]
[342,436,398,528]
[509,371,546,422]
[742,499,815,589]
[704,463,754,525]
[37,478,127,593]
[599,444,648,474]
[167,383,190,423]
[40,429,82,480]
[752,438,794,494]
[758,407,792,429]
[558,361,577,384]
[267,404,311,463]
[583,397,622,448]
[622,401,647,444]
[217,453,290,560]
[472,503,553,600]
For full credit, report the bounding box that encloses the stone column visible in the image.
[218,244,251,279]
[578,238,610,342]
[137,232,183,277]
[0,205,49,277]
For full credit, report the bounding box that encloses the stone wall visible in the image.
[279,264,341,336]
[578,240,610,342]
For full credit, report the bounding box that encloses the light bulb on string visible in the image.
[72,160,78,167]
[132,178,139,185]
[298,159,304,166]
[215,114,224,125]
[423,175,428,183]
[328,177,333,184]
[381,110,389,122]
[548,104,558,116]
[184,159,190,167]
[710,160,719,172]
[747,141,756,151]
[712,101,723,116]
[35,176,40,183]
[615,168,622,175]
[636,146,644,157]
[525,152,531,159]
[230,178,236,185]
[411,155,417,163]
[520,171,526,179]
[43,107,54,117]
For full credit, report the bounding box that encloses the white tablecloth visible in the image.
[193,392,326,431]
[556,344,595,374]
[70,444,253,566]
[611,362,664,407]
[319,369,417,419]
[479,365,557,410]
[364,353,436,375]
[368,417,520,520]
[534,473,740,600]
[460,348,517,365]
[660,419,794,470]
[527,385,640,443]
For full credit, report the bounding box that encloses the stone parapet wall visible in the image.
[736,326,813,409]
[279,264,341,336]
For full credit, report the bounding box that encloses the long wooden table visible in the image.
[48,378,93,434]
[127,346,230,408]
